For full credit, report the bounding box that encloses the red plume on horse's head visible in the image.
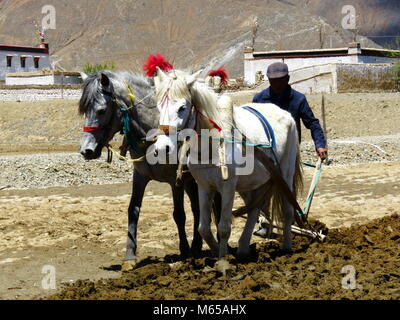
[143,54,174,77]
[208,66,229,85]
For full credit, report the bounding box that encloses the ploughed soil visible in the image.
[48,214,400,300]
[1,161,399,300]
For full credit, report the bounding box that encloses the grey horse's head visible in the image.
[79,70,127,159]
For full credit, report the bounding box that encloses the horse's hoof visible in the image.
[121,259,138,272]
[191,239,203,258]
[236,251,251,263]
[211,249,219,258]
[279,247,293,255]
[191,247,203,259]
[179,244,191,259]
[180,248,191,260]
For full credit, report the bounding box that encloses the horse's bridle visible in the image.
[157,88,197,137]
[82,89,121,134]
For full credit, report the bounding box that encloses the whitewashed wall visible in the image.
[244,54,356,85]
[6,74,83,85]
[0,50,49,80]
[244,50,398,85]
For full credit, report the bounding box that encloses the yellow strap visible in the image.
[107,145,145,163]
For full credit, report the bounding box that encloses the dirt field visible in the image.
[0,92,399,300]
[1,92,399,154]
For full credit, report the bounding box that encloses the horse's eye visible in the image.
[178,106,186,113]
[97,109,106,116]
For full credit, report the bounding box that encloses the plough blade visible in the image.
[256,221,326,242]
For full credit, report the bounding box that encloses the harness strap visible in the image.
[83,126,100,132]
[107,145,146,163]
[126,84,136,102]
[121,107,144,156]
[242,105,281,171]
[242,106,276,149]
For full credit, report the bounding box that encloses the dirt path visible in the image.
[0,161,399,299]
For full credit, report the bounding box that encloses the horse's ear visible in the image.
[80,72,88,82]
[154,76,161,92]
[186,69,203,86]
[100,73,110,88]
[156,67,167,82]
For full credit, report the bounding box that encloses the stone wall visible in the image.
[248,63,398,94]
[0,88,82,101]
[336,64,397,93]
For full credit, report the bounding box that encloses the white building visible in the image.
[5,70,83,86]
[244,43,400,85]
[0,43,49,81]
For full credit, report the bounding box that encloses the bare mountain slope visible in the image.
[296,0,400,47]
[0,0,386,77]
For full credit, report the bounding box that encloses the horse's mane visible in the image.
[79,70,153,115]
[156,70,224,130]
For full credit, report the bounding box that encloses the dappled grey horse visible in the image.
[78,70,206,270]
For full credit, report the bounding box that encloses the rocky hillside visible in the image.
[0,0,395,77]
[297,0,400,48]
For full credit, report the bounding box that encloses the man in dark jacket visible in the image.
[253,62,327,238]
[253,62,327,159]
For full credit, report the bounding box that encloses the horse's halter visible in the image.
[157,86,196,137]
[82,88,124,134]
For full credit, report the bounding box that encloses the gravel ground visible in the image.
[0,153,133,190]
[301,134,400,167]
[1,134,399,190]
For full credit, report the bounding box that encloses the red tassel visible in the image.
[196,110,222,132]
[208,66,229,85]
[143,54,174,77]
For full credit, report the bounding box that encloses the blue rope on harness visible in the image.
[242,106,276,149]
[120,107,144,156]
[242,105,281,169]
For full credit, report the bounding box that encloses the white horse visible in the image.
[151,68,302,260]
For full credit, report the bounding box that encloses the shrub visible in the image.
[83,62,117,74]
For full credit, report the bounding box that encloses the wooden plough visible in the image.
[234,147,326,242]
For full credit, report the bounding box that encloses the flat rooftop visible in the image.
[0,44,49,54]
[251,47,400,59]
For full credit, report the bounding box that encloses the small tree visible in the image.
[83,61,117,74]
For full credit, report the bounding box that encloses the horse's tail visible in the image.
[293,143,304,200]
[268,120,303,228]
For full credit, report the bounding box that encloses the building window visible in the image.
[6,56,12,67]
[20,57,26,68]
[34,57,40,68]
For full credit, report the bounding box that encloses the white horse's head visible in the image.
[152,68,203,157]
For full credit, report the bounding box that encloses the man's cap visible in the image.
[267,62,289,79]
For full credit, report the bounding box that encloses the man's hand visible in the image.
[316,147,328,160]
